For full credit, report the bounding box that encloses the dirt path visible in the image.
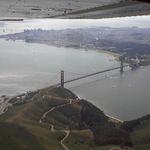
[0,98,11,115]
[50,124,55,132]
[60,130,70,150]
[39,99,73,150]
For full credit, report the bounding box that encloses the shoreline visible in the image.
[0,38,120,59]
[0,86,123,123]
[39,42,121,59]
[2,38,150,67]
[96,49,120,59]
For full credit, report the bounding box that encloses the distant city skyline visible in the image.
[0,15,150,35]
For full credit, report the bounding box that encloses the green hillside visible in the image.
[0,87,149,150]
[122,115,150,150]
[0,122,44,150]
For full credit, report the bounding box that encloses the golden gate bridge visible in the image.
[52,56,128,88]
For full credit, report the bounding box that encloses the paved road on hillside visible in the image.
[0,97,10,115]
[60,130,70,150]
[39,99,73,150]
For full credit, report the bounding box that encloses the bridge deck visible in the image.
[53,65,128,87]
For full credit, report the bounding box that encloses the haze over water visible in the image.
[0,39,150,120]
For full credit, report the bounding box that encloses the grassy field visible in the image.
[131,119,150,150]
[0,122,44,150]
[65,131,134,150]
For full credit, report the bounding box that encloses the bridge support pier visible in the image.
[120,56,124,73]
[61,70,64,88]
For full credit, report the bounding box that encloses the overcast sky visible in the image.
[0,15,150,34]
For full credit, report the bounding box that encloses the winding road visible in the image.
[60,130,70,150]
[0,97,11,115]
[39,99,73,150]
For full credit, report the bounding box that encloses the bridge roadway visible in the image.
[53,65,128,87]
